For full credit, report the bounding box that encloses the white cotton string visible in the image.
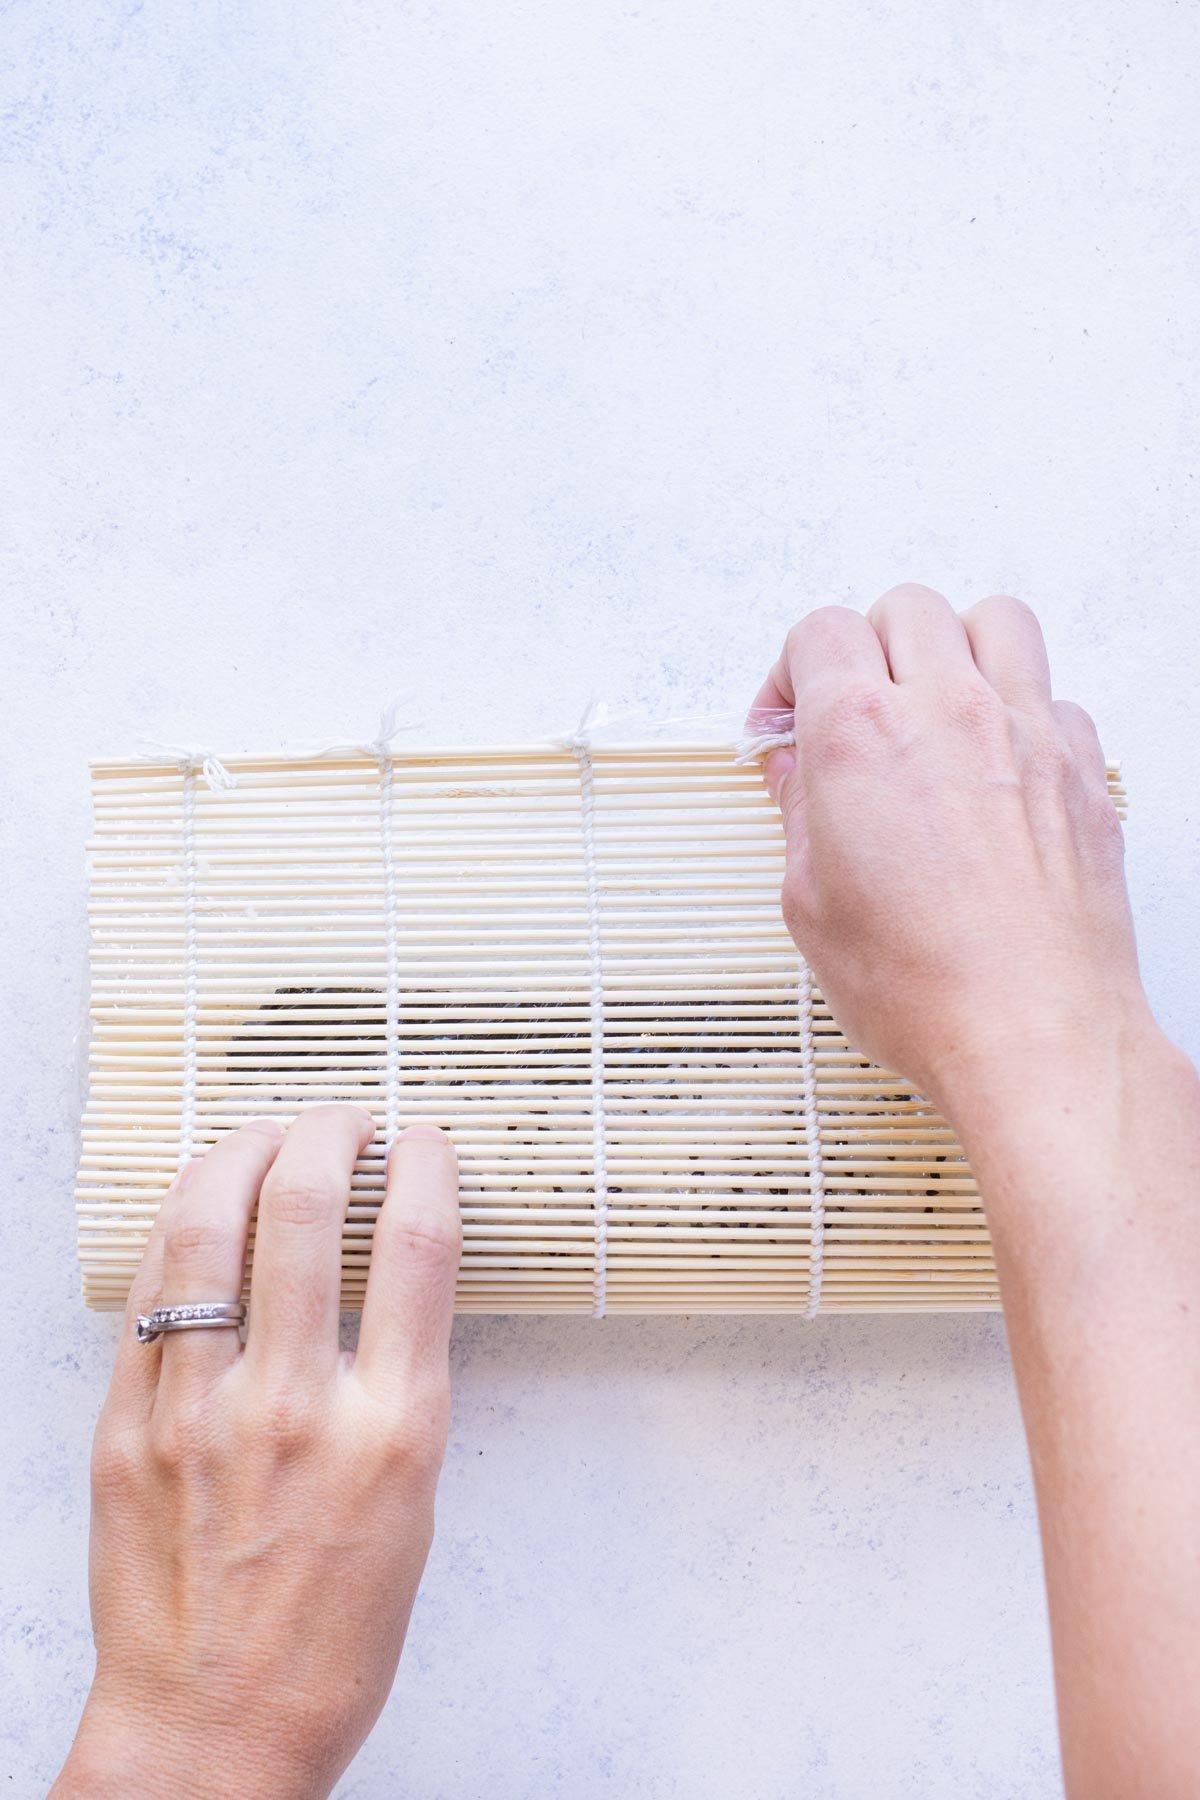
[734,727,796,764]
[148,728,401,1149]
[140,740,237,793]
[735,709,824,1307]
[551,701,797,764]
[733,708,798,765]
[313,700,421,764]
[198,754,236,791]
[797,962,825,1318]
[178,758,199,1167]
[136,703,797,777]
[544,706,797,760]
[137,705,418,777]
[562,703,610,1318]
[376,745,401,1145]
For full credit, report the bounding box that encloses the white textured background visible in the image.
[2,2,1198,1795]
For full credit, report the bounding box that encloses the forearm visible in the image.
[756,588,1197,1789]
[943,1017,1200,1800]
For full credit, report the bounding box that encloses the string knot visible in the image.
[140,739,238,792]
[364,700,410,764]
[558,698,608,752]
[734,707,797,766]
[198,753,236,791]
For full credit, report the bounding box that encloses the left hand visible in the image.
[52,1106,462,1800]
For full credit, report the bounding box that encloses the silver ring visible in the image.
[136,1302,248,1344]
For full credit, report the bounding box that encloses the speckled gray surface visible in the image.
[2,3,1198,1794]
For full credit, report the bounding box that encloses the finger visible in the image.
[761,745,797,812]
[244,1103,376,1385]
[103,1170,179,1424]
[867,582,976,683]
[960,594,1053,712]
[355,1126,462,1400]
[762,608,890,808]
[745,669,797,804]
[780,605,892,707]
[1054,699,1110,795]
[157,1120,285,1402]
[746,666,793,713]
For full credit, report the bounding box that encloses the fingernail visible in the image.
[388,1123,454,1161]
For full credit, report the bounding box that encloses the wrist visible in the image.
[925,985,1166,1149]
[53,1692,328,1800]
[938,1004,1195,1247]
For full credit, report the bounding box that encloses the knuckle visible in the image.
[164,1214,230,1263]
[972,592,1038,625]
[244,1387,322,1453]
[387,1393,450,1476]
[939,678,1007,738]
[875,580,945,611]
[148,1402,212,1474]
[91,1421,143,1494]
[147,1415,183,1473]
[355,1374,450,1478]
[787,605,847,648]
[1055,698,1100,741]
[382,1215,462,1270]
[261,1176,340,1230]
[298,1684,363,1756]
[802,684,890,765]
[784,607,862,672]
[1025,724,1074,781]
[1088,792,1126,853]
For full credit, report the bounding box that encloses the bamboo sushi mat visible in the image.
[77,743,1128,1315]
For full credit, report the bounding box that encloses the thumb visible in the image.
[762,743,796,809]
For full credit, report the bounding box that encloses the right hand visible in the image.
[750,584,1154,1120]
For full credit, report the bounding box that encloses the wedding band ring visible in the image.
[136,1302,248,1344]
